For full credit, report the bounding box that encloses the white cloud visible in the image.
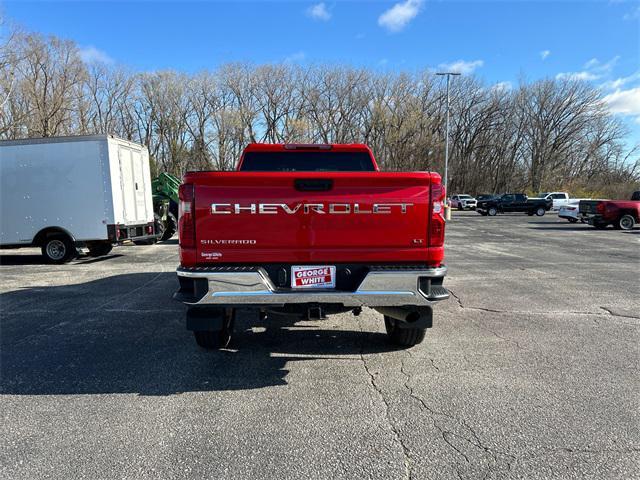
[307,2,331,21]
[556,71,600,82]
[556,55,620,82]
[540,50,551,60]
[437,59,484,75]
[583,58,599,69]
[378,0,423,33]
[284,51,306,63]
[600,71,640,90]
[583,56,619,73]
[492,81,513,92]
[603,87,640,116]
[79,46,113,65]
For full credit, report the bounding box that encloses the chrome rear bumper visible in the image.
[175,265,448,307]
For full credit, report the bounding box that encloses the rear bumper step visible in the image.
[174,265,448,307]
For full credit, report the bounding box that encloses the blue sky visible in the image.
[3,0,640,143]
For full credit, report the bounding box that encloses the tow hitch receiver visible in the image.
[307,306,326,320]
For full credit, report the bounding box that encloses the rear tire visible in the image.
[535,207,545,216]
[154,212,166,241]
[384,316,426,347]
[161,213,177,241]
[487,207,498,216]
[618,214,635,231]
[191,308,235,350]
[41,234,76,264]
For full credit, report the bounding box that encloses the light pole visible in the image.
[436,72,460,220]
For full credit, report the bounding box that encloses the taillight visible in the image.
[429,183,446,247]
[179,183,195,248]
[596,202,605,214]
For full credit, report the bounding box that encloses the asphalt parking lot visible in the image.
[1,212,638,479]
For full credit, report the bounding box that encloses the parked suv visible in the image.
[450,194,477,210]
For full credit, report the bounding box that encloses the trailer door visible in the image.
[118,147,136,223]
[118,146,150,224]
[130,148,150,221]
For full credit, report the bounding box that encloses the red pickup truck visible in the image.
[579,195,640,230]
[174,144,448,349]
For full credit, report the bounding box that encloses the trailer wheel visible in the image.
[618,214,635,231]
[42,234,76,264]
[87,242,113,257]
[161,213,177,241]
[154,213,166,241]
[191,308,235,350]
[487,207,498,216]
[384,316,426,347]
[535,207,546,216]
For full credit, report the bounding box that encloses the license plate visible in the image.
[291,265,336,289]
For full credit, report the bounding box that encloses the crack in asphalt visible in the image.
[599,307,640,321]
[400,354,516,479]
[357,321,411,480]
[449,290,525,350]
[448,289,640,323]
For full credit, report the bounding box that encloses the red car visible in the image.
[579,195,640,230]
[174,143,448,349]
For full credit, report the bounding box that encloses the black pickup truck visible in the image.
[476,193,552,216]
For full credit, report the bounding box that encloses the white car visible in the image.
[450,194,477,210]
[558,199,587,223]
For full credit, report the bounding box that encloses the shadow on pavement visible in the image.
[0,254,47,265]
[0,272,395,396]
[159,238,179,245]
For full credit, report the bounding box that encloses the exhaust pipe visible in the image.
[375,306,433,329]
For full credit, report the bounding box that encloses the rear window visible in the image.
[239,151,376,172]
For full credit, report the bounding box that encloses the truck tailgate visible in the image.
[189,172,439,264]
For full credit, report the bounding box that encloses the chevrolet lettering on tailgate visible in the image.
[210,203,413,214]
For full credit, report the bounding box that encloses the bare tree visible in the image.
[17,33,86,137]
[0,24,637,195]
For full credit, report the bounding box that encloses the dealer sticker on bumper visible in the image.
[291,265,336,289]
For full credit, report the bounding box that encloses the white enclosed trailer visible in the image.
[0,135,155,263]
